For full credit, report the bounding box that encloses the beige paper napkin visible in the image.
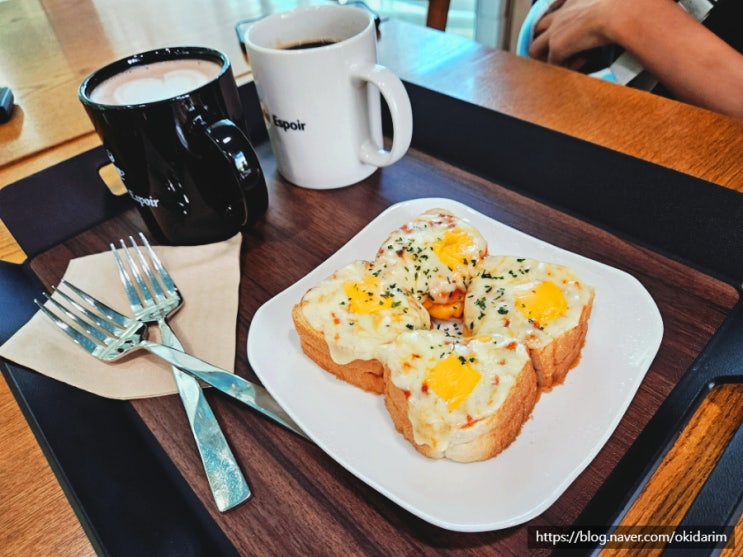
[0,234,243,400]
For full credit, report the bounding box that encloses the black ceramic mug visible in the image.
[79,46,268,245]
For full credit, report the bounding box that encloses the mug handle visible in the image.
[351,64,413,167]
[202,119,268,228]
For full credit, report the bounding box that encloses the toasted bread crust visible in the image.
[531,290,594,391]
[383,358,538,463]
[292,302,385,393]
[292,214,595,463]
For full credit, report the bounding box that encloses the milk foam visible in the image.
[90,58,222,106]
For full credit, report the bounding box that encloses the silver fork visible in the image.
[35,280,308,430]
[35,280,307,437]
[111,233,249,512]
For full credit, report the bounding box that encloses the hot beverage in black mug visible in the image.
[79,46,268,245]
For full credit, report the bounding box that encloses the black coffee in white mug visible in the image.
[79,47,268,245]
[244,5,412,190]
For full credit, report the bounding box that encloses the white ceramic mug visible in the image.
[244,5,413,189]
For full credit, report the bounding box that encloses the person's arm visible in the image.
[529,0,743,118]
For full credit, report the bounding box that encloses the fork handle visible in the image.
[159,321,251,512]
[140,338,309,440]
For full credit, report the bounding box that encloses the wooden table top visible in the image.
[2,0,743,190]
[1,1,742,555]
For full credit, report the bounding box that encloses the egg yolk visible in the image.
[426,354,481,411]
[515,280,567,325]
[433,230,476,270]
[343,277,396,315]
[424,299,464,319]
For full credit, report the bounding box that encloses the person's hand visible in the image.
[527,0,743,117]
[529,0,618,70]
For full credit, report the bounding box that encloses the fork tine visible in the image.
[59,280,130,327]
[52,287,120,336]
[111,242,144,311]
[38,292,111,345]
[35,298,103,354]
[118,238,160,307]
[138,232,178,293]
[129,235,167,301]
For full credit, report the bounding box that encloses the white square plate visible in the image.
[247,198,663,531]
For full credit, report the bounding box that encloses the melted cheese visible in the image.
[301,261,431,364]
[464,256,593,348]
[379,330,530,456]
[296,211,595,461]
[375,209,487,309]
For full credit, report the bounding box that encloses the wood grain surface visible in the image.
[27,144,740,555]
[2,1,742,554]
[610,383,743,556]
[3,1,743,263]
[0,374,95,557]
